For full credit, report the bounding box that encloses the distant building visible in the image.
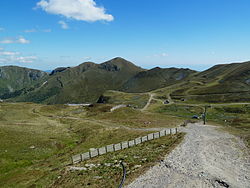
[164,100,169,104]
[66,104,92,107]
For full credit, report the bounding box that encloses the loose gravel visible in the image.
[126,123,250,188]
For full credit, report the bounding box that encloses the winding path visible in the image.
[141,93,155,111]
[126,123,250,188]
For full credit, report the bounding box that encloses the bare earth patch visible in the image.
[126,123,250,188]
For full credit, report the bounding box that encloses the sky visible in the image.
[0,0,250,71]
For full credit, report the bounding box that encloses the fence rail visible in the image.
[71,127,178,164]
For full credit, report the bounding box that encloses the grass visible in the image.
[153,104,204,119]
[101,90,149,109]
[0,102,183,187]
[51,133,184,188]
[206,104,250,148]
[148,101,250,149]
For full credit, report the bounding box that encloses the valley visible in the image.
[0,58,250,187]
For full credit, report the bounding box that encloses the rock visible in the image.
[29,145,35,149]
[69,166,87,171]
[104,163,112,167]
[85,164,96,168]
[133,165,142,169]
[94,176,102,179]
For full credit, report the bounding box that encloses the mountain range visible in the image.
[0,57,249,104]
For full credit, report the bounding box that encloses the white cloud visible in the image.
[0,39,14,44]
[17,37,30,44]
[0,58,8,63]
[37,0,114,22]
[153,52,169,58]
[161,53,168,57]
[0,48,37,63]
[24,28,52,33]
[0,27,4,31]
[0,36,30,44]
[24,29,37,33]
[16,56,37,63]
[0,51,20,56]
[58,20,69,29]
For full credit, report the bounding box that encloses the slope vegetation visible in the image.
[121,67,196,93]
[0,66,48,98]
[170,61,250,103]
[13,57,144,104]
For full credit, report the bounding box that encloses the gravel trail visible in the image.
[126,123,250,188]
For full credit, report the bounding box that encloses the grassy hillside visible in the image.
[0,66,48,98]
[13,57,144,104]
[121,67,196,93]
[0,102,183,187]
[99,90,149,109]
[169,61,250,103]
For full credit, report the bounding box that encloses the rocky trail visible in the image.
[126,123,250,188]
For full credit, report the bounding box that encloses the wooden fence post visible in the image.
[105,146,108,153]
[170,129,172,135]
[80,154,83,161]
[89,151,91,158]
[97,148,100,156]
[113,144,115,151]
[175,128,177,134]
[158,132,160,137]
[120,143,123,149]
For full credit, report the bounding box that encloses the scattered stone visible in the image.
[133,165,142,169]
[133,156,140,159]
[57,176,61,179]
[94,176,102,179]
[69,166,87,171]
[142,158,147,161]
[29,145,35,149]
[85,164,96,168]
[215,179,229,188]
[104,163,112,167]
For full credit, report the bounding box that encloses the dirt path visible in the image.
[141,93,155,111]
[126,123,250,188]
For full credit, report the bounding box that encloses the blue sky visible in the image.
[0,0,250,71]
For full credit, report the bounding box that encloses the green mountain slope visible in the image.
[170,61,250,102]
[0,66,48,98]
[13,57,144,104]
[121,67,196,93]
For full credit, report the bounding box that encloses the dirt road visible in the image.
[141,93,155,111]
[126,123,250,188]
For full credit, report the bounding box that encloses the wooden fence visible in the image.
[71,128,178,164]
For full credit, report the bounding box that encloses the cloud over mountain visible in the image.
[37,0,114,22]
